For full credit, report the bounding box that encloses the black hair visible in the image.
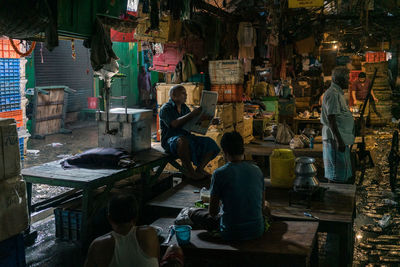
[220,131,244,156]
[358,72,366,78]
[107,194,138,224]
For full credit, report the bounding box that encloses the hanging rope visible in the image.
[9,39,36,57]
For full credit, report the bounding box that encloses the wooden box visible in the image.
[243,116,253,138]
[0,119,20,181]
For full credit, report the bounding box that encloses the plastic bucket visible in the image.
[87,97,98,109]
[174,225,192,245]
[270,149,295,188]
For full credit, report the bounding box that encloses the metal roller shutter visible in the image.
[34,40,93,112]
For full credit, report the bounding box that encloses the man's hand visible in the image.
[373,97,379,103]
[191,107,203,116]
[211,117,220,125]
[337,139,346,153]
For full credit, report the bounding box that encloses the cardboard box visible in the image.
[0,118,21,181]
[233,103,244,124]
[156,83,203,106]
[243,116,253,138]
[215,104,233,127]
[0,176,28,242]
[234,121,244,137]
[204,155,225,174]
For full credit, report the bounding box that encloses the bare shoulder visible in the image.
[136,226,159,258]
[85,233,114,267]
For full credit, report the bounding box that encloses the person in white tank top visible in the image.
[84,195,159,267]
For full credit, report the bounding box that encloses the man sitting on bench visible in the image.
[189,132,269,240]
[159,85,220,180]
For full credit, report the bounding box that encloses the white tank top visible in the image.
[108,226,159,267]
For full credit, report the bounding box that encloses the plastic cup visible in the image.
[174,225,192,245]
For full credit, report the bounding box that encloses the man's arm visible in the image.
[327,114,346,152]
[371,90,378,102]
[137,226,160,260]
[170,107,202,129]
[262,191,271,217]
[209,194,220,217]
[351,90,359,105]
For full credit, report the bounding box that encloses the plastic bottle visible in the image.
[309,136,314,149]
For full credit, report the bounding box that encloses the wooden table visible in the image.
[148,181,356,266]
[245,140,323,158]
[293,117,322,135]
[152,217,319,267]
[22,148,183,247]
[265,181,356,266]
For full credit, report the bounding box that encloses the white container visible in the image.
[209,60,244,85]
[0,176,28,242]
[0,118,21,181]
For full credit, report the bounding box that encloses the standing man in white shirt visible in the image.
[321,67,355,183]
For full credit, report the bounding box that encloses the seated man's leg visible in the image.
[190,136,220,177]
[160,244,184,267]
[169,136,204,180]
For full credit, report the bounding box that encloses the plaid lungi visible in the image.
[323,140,352,183]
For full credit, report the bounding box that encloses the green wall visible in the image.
[25,53,35,89]
[95,42,159,109]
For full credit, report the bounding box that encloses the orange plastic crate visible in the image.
[0,39,20,59]
[0,109,23,127]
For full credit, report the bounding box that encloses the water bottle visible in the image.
[310,136,314,149]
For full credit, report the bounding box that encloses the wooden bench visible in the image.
[152,217,319,267]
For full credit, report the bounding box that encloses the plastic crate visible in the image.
[0,109,23,127]
[0,58,20,77]
[54,208,82,241]
[366,52,386,63]
[0,39,20,59]
[19,137,24,160]
[0,103,20,112]
[0,234,26,267]
[0,94,21,105]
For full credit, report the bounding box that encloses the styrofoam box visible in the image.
[0,176,28,242]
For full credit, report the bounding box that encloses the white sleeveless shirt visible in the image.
[108,227,158,267]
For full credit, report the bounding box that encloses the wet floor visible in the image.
[353,129,400,266]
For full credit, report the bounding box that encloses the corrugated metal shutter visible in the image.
[34,40,93,112]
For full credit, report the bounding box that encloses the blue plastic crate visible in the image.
[54,208,82,241]
[0,59,20,78]
[0,103,20,112]
[0,234,26,267]
[19,137,24,160]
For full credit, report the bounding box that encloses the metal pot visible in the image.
[293,157,319,193]
[295,157,317,176]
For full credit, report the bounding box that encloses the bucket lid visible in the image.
[295,157,315,164]
[271,149,294,159]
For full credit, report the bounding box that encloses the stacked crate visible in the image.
[0,39,27,160]
[364,61,392,126]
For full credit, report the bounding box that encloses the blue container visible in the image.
[174,225,192,245]
[0,234,26,267]
[0,58,20,78]
[19,137,24,161]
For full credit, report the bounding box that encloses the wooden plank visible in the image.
[152,218,318,266]
[148,183,199,210]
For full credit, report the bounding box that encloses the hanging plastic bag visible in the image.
[276,123,294,145]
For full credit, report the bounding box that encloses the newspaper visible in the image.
[183,91,218,135]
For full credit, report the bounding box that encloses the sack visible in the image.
[61,148,133,169]
[276,123,294,144]
[174,207,194,226]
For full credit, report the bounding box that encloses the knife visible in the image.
[304,212,319,220]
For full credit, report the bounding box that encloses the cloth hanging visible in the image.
[182,54,197,82]
[237,22,256,59]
